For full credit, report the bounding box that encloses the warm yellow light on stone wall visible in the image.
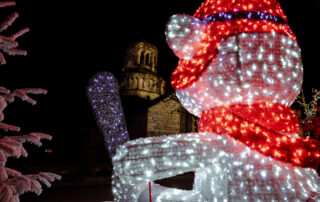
[120,41,165,101]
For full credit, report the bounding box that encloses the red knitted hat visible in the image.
[168,0,296,90]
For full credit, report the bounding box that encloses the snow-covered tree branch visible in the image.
[0,1,28,65]
[0,1,61,201]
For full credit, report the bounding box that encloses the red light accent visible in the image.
[171,0,296,90]
[198,103,320,169]
[149,182,152,202]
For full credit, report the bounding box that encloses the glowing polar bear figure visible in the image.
[112,0,320,201]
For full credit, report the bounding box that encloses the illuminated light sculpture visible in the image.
[88,72,150,201]
[112,0,320,201]
[87,72,129,158]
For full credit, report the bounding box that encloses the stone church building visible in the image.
[119,41,197,140]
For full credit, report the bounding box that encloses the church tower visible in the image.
[119,41,165,101]
[120,41,197,140]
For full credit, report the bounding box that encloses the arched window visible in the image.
[153,54,156,66]
[153,54,157,69]
[139,51,144,65]
[145,53,150,65]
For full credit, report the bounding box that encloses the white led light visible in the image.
[111,6,318,200]
[174,33,302,117]
[112,132,320,201]
[165,14,206,60]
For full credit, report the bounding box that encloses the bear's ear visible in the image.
[165,14,205,60]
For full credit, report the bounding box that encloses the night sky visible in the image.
[1,0,320,163]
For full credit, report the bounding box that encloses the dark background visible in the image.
[1,0,320,173]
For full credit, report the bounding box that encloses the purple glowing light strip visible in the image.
[199,11,287,25]
[87,72,129,158]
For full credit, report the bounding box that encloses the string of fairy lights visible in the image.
[87,72,129,158]
[88,0,320,201]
